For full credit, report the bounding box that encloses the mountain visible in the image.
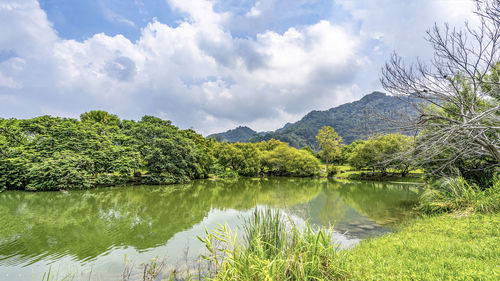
[209,92,417,147]
[207,126,259,143]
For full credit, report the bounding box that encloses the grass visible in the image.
[198,208,500,281]
[203,175,499,280]
[41,267,75,281]
[418,176,500,214]
[341,213,500,280]
[200,208,347,280]
[326,164,424,183]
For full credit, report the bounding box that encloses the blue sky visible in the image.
[0,0,475,134]
[39,0,341,41]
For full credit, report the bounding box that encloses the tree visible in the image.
[80,110,120,127]
[261,141,320,177]
[316,126,343,175]
[348,140,379,174]
[381,0,500,174]
[373,134,414,176]
[348,134,414,176]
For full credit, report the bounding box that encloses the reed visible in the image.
[199,208,347,280]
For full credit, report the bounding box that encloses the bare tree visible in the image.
[381,0,500,173]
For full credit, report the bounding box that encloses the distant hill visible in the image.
[209,92,417,147]
[207,126,259,143]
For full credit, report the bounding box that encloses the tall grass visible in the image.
[199,208,347,280]
[418,175,500,214]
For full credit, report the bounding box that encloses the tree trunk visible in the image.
[401,165,409,177]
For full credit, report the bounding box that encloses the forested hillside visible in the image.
[210,92,417,148]
[208,126,259,143]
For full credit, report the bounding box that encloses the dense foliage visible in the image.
[0,112,320,191]
[418,175,500,214]
[214,139,321,177]
[348,133,414,176]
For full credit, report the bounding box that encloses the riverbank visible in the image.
[206,212,499,280]
[327,164,425,183]
[206,176,499,280]
[340,213,499,280]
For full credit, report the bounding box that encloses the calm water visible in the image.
[0,178,421,280]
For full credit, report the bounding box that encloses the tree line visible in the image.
[0,111,322,191]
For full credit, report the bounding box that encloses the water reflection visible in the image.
[0,178,421,280]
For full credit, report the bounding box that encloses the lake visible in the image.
[0,178,421,280]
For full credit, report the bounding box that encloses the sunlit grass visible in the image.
[329,165,424,183]
[341,213,500,280]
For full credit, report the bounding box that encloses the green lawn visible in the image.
[322,164,424,183]
[341,213,500,280]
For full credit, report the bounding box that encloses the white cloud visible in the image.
[335,0,477,59]
[246,1,262,18]
[0,0,361,135]
[0,0,479,135]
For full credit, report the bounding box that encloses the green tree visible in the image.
[348,134,413,176]
[261,142,320,177]
[80,110,120,126]
[316,126,343,175]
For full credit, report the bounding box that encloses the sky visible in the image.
[0,0,477,135]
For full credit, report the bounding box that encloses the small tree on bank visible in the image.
[316,126,343,176]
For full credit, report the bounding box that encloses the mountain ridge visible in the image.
[208,91,416,147]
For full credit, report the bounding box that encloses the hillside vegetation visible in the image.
[209,92,417,147]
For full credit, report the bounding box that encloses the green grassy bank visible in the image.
[324,164,424,184]
[205,211,499,281]
[340,213,499,280]
[206,176,499,280]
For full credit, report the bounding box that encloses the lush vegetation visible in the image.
[213,139,320,178]
[313,132,417,180]
[316,126,343,177]
[347,133,414,176]
[0,112,320,191]
[418,175,500,214]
